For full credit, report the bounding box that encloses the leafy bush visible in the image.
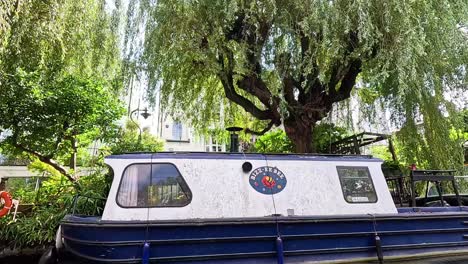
[0,171,110,249]
[0,174,73,248]
[108,120,164,154]
[311,124,349,153]
[0,206,67,248]
[0,119,163,250]
[253,130,294,153]
[3,178,39,204]
[253,124,348,153]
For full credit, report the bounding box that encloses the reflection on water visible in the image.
[3,254,468,264]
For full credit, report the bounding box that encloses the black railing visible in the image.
[71,194,107,216]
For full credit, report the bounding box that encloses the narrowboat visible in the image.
[56,152,468,263]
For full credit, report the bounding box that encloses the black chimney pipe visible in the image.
[226,127,243,152]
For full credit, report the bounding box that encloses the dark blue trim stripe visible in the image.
[61,227,468,246]
[398,207,468,213]
[106,152,382,162]
[61,209,468,263]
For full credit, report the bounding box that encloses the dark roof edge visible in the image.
[106,152,382,162]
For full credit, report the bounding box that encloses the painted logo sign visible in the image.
[249,166,287,195]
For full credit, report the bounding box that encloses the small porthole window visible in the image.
[117,163,192,207]
[337,166,377,203]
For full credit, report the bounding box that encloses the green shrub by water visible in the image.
[0,172,110,249]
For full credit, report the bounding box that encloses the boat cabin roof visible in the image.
[102,152,396,221]
[106,151,379,161]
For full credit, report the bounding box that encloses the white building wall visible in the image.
[157,115,204,151]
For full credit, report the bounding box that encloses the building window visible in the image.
[337,166,377,203]
[206,136,224,152]
[117,163,192,207]
[172,122,183,140]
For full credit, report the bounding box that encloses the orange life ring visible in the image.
[0,191,12,217]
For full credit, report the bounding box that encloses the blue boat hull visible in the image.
[61,207,468,263]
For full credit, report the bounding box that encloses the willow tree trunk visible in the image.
[284,119,315,153]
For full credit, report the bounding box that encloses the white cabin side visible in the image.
[102,153,397,221]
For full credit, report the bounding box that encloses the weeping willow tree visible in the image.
[0,0,124,181]
[138,1,468,159]
[0,1,15,36]
[0,0,122,80]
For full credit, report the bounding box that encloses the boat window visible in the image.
[117,163,192,207]
[337,166,377,203]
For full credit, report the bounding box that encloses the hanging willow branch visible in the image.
[134,0,467,153]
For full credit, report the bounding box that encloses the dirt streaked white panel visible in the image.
[102,157,396,221]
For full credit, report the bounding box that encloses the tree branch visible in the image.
[324,31,363,105]
[330,59,362,103]
[217,53,274,121]
[244,120,275,135]
[282,75,297,106]
[50,120,69,157]
[222,11,282,124]
[225,12,246,42]
[231,15,273,106]
[12,143,77,183]
[219,76,274,120]
[297,30,322,101]
[299,29,310,60]
[237,74,274,109]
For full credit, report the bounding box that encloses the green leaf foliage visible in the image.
[253,124,348,153]
[311,124,349,153]
[0,71,124,159]
[108,120,165,154]
[135,0,467,153]
[394,111,466,171]
[253,130,294,153]
[0,0,122,81]
[0,171,110,249]
[0,1,15,39]
[0,0,127,251]
[0,0,125,180]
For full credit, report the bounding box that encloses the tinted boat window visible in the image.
[117,163,192,207]
[337,166,377,203]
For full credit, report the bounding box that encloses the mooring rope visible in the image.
[142,156,152,264]
[264,154,284,264]
[146,157,152,237]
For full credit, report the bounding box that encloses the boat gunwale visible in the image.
[61,210,468,263]
[61,227,468,246]
[61,209,468,227]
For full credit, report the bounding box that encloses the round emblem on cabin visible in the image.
[249,166,287,195]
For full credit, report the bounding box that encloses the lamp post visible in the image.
[129,107,151,145]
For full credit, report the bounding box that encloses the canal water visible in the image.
[3,255,468,263]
